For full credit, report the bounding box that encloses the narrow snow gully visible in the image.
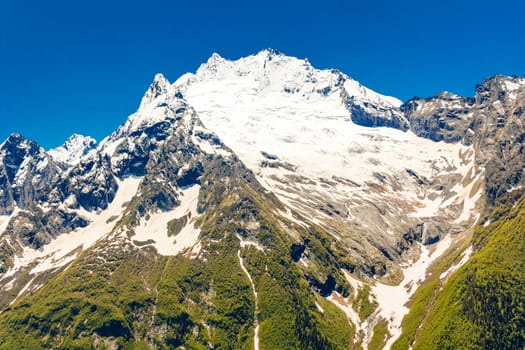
[327,236,455,349]
[237,248,259,350]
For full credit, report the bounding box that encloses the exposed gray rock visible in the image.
[472,75,525,205]
[0,133,61,213]
[0,165,14,215]
[402,91,475,144]
[341,84,410,130]
[63,154,118,211]
[5,207,88,250]
[400,75,525,207]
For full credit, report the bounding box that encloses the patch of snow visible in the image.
[191,135,232,158]
[408,195,444,218]
[237,247,259,350]
[503,80,524,92]
[507,185,523,193]
[343,270,363,298]
[0,208,17,234]
[132,185,201,256]
[237,236,264,252]
[187,241,202,259]
[326,272,365,341]
[9,276,36,305]
[440,245,473,280]
[407,147,481,224]
[36,156,49,171]
[454,170,484,224]
[277,207,308,228]
[315,302,324,313]
[327,290,368,345]
[299,258,308,267]
[48,134,97,165]
[13,157,31,187]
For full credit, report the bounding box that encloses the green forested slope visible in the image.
[0,156,353,349]
[398,193,525,350]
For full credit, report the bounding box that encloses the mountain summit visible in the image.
[0,50,524,349]
[49,134,97,165]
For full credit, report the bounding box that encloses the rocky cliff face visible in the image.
[472,75,525,205]
[401,75,525,207]
[402,91,475,144]
[0,134,61,215]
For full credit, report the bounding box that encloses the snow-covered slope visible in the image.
[174,49,482,270]
[174,49,416,181]
[48,134,97,165]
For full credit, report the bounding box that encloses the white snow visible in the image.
[327,277,364,340]
[172,51,479,239]
[277,208,308,228]
[132,185,201,256]
[238,238,264,252]
[440,245,473,280]
[9,276,36,305]
[503,79,525,92]
[454,169,484,224]
[407,149,481,221]
[0,209,17,234]
[176,52,465,183]
[507,185,523,193]
[48,134,96,165]
[191,134,232,158]
[237,248,259,350]
[408,196,444,218]
[372,236,453,349]
[327,237,454,349]
[13,157,31,187]
[315,301,324,313]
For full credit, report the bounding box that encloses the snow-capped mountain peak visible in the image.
[176,50,407,132]
[48,134,97,165]
[138,73,175,110]
[115,74,188,137]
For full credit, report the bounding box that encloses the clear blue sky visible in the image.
[1,0,524,149]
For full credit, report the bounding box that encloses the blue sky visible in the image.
[1,0,524,149]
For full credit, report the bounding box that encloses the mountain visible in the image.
[48,134,97,166]
[175,49,480,276]
[0,49,524,349]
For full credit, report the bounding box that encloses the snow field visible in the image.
[132,185,202,256]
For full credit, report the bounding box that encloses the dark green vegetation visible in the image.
[368,320,390,350]
[352,285,377,322]
[394,191,525,350]
[0,155,354,349]
[167,214,189,237]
